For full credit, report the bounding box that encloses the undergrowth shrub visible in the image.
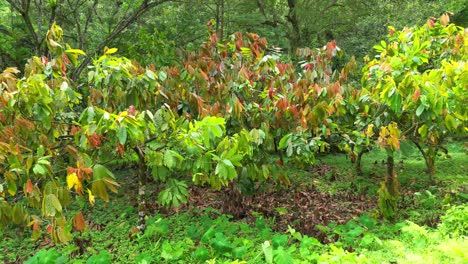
[439,204,468,237]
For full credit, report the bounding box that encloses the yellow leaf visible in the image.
[105,47,118,55]
[365,124,374,137]
[87,189,95,206]
[65,49,86,55]
[66,173,79,190]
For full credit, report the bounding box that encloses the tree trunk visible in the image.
[355,150,364,176]
[378,154,399,220]
[385,155,397,197]
[286,0,301,55]
[215,0,225,41]
[424,146,436,183]
[413,141,436,183]
[135,146,147,232]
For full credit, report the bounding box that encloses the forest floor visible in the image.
[1,141,467,263]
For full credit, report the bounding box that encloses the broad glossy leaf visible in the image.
[416,104,425,117]
[117,126,127,145]
[262,241,273,264]
[93,164,115,180]
[444,114,457,131]
[164,151,175,169]
[42,194,62,217]
[418,124,428,138]
[105,47,118,55]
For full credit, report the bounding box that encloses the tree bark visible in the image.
[378,153,399,220]
[286,0,301,55]
[135,145,147,232]
[385,155,397,197]
[215,0,225,41]
[413,140,437,183]
[355,150,365,176]
[7,0,42,55]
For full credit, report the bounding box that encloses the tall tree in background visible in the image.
[1,0,172,78]
[1,0,465,73]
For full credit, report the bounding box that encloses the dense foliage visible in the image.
[0,2,466,263]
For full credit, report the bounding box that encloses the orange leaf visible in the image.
[46,224,53,234]
[440,13,450,26]
[412,89,420,103]
[117,143,125,157]
[32,221,39,231]
[25,179,33,194]
[73,212,86,232]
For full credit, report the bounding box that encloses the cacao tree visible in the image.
[0,24,86,243]
[363,14,467,182]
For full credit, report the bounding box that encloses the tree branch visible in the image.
[71,0,172,81]
[7,0,41,54]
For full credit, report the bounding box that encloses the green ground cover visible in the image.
[1,142,466,263]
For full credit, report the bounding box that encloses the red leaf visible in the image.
[276,159,284,166]
[304,63,314,71]
[268,88,275,100]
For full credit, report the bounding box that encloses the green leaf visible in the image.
[389,93,402,113]
[210,233,232,254]
[194,247,210,261]
[444,114,457,131]
[416,104,425,117]
[233,246,247,259]
[210,124,223,138]
[278,134,292,149]
[418,124,428,138]
[86,250,111,264]
[93,164,115,180]
[273,246,294,264]
[42,194,62,217]
[164,151,175,169]
[201,227,216,244]
[159,71,167,81]
[117,126,127,145]
[262,241,273,264]
[33,164,47,175]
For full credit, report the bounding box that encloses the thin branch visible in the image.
[71,0,172,81]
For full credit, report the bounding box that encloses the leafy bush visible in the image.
[439,204,468,237]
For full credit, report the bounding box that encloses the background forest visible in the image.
[0,0,467,263]
[1,0,467,70]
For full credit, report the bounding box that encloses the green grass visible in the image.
[1,142,467,263]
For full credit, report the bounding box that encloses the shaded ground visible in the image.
[144,164,377,243]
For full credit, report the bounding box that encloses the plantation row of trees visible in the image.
[0,13,467,244]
